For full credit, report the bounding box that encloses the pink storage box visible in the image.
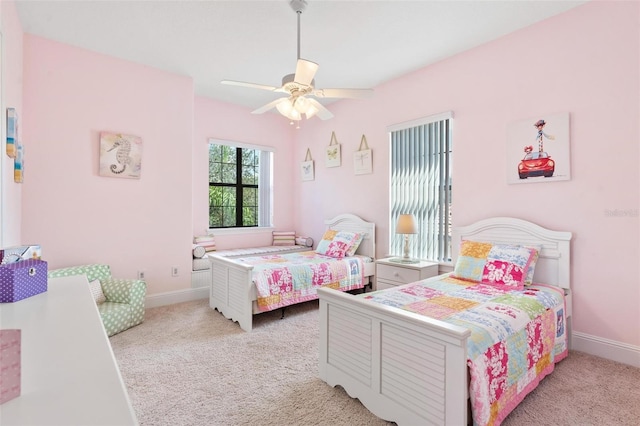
[0,259,48,303]
[0,329,21,404]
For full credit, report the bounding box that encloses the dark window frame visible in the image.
[209,146,259,229]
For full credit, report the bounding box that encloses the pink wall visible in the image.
[0,0,24,247]
[291,1,639,347]
[21,35,195,294]
[20,36,298,296]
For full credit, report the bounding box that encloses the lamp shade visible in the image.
[395,214,417,234]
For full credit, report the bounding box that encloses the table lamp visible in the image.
[395,214,418,263]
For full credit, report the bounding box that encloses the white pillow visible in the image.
[88,279,106,304]
[192,244,206,258]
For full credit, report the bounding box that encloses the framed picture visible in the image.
[325,131,341,168]
[99,132,143,179]
[354,135,372,175]
[6,108,17,159]
[301,148,314,181]
[13,143,23,183]
[507,112,570,184]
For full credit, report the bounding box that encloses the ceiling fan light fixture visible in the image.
[276,99,301,121]
[305,103,319,119]
[293,96,309,113]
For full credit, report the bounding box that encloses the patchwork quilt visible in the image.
[239,251,366,312]
[362,274,568,426]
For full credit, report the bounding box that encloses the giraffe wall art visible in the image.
[506,112,571,184]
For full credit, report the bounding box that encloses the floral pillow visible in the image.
[315,230,362,259]
[523,245,541,286]
[345,232,364,257]
[453,240,539,290]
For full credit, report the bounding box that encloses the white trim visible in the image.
[258,150,273,227]
[145,287,208,309]
[572,331,640,368]
[208,138,276,152]
[191,269,211,289]
[0,32,4,247]
[386,110,454,132]
[209,226,274,236]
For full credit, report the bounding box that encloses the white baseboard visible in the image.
[572,331,640,368]
[145,287,209,309]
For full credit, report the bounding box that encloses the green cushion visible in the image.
[48,264,146,337]
[98,302,134,337]
[48,264,111,282]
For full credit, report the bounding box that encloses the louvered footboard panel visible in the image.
[228,268,249,312]
[318,287,470,426]
[211,266,228,304]
[380,323,446,425]
[210,260,254,331]
[326,305,373,386]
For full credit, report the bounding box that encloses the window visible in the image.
[388,112,453,262]
[208,140,273,229]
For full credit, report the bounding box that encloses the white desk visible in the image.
[0,276,138,425]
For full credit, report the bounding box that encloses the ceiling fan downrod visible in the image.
[290,0,308,60]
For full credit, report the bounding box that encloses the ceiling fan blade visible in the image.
[294,59,319,86]
[251,97,288,115]
[221,80,281,92]
[312,88,374,99]
[306,98,334,120]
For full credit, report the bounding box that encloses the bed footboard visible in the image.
[318,287,471,426]
[209,255,255,332]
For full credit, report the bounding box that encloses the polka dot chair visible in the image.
[48,264,146,337]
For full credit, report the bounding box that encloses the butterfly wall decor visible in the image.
[325,131,341,168]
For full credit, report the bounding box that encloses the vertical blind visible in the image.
[258,150,272,227]
[389,112,453,262]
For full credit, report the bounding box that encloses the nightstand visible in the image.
[375,258,439,290]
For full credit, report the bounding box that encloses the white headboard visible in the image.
[452,217,572,290]
[324,213,376,260]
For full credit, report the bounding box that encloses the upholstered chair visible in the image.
[48,264,146,336]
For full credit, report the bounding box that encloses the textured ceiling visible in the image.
[15,0,586,111]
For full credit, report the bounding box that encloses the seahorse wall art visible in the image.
[99,132,143,179]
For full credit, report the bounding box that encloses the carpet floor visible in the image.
[110,298,640,425]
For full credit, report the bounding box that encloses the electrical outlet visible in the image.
[137,271,145,280]
[171,266,179,277]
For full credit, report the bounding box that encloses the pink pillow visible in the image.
[453,241,539,290]
[315,230,362,259]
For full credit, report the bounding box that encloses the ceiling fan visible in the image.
[221,0,373,123]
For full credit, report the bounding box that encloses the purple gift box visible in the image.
[0,329,21,404]
[0,259,48,303]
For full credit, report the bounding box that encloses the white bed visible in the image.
[317,217,572,425]
[209,213,376,332]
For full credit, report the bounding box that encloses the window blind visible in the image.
[389,113,453,262]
